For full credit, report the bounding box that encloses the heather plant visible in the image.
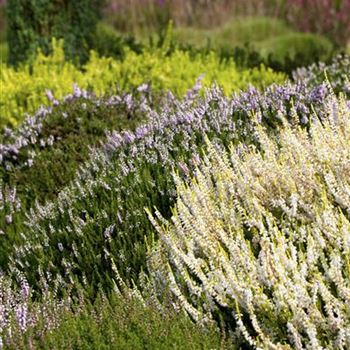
[0,85,151,205]
[18,292,233,350]
[4,76,348,297]
[293,54,350,95]
[148,95,350,348]
[0,273,73,349]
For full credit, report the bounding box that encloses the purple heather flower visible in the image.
[122,131,135,144]
[178,161,190,175]
[310,84,328,102]
[73,84,82,98]
[137,83,149,92]
[16,304,28,331]
[300,115,309,124]
[20,278,30,299]
[45,89,55,102]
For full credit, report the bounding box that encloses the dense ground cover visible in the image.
[149,95,350,348]
[1,1,350,347]
[1,56,348,292]
[0,49,349,348]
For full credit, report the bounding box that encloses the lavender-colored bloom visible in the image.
[73,83,82,98]
[122,131,136,144]
[20,278,30,299]
[185,74,205,102]
[137,83,149,92]
[135,125,150,139]
[178,161,189,175]
[45,89,55,102]
[15,304,28,331]
[310,84,328,102]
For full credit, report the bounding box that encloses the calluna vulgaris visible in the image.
[148,94,350,349]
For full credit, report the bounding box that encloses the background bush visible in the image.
[6,0,104,65]
[256,32,334,67]
[171,18,335,74]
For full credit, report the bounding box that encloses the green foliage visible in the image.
[0,41,7,62]
[92,23,144,59]
[171,18,336,74]
[6,0,103,66]
[172,17,292,50]
[218,16,292,46]
[0,39,286,128]
[5,293,232,350]
[257,32,334,66]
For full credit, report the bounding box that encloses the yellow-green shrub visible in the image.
[0,39,286,128]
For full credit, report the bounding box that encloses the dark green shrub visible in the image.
[92,23,143,59]
[0,41,7,62]
[6,0,104,65]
